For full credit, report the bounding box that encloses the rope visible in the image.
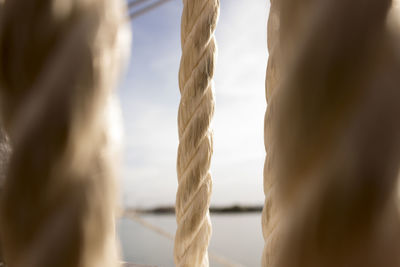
[262,0,316,264]
[128,0,152,8]
[263,0,400,266]
[262,0,282,265]
[0,0,129,266]
[129,0,172,20]
[174,0,219,266]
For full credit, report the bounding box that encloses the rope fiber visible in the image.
[174,0,220,266]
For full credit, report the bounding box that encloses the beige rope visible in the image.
[262,0,281,265]
[0,0,129,266]
[262,0,317,264]
[263,0,400,266]
[174,0,219,266]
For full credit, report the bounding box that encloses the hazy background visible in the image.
[118,0,270,208]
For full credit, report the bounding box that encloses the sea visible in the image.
[118,213,264,267]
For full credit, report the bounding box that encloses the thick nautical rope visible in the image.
[0,0,129,266]
[262,0,281,266]
[174,0,219,266]
[264,0,400,266]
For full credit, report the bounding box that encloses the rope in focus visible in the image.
[174,0,219,266]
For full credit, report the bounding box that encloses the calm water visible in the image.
[117,213,264,267]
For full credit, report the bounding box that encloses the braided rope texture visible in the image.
[263,0,400,266]
[0,0,129,266]
[174,0,219,266]
[262,0,281,266]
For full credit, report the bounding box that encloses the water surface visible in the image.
[118,213,264,267]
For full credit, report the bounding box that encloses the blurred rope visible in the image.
[262,0,400,267]
[0,0,130,266]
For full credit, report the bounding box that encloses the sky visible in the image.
[118,0,270,208]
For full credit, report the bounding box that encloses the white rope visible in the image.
[174,0,219,266]
[0,0,129,266]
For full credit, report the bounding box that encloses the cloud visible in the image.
[118,0,270,208]
[211,0,269,206]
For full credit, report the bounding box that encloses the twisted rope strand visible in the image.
[174,0,219,266]
[262,0,282,265]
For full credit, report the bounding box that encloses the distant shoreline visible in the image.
[125,205,263,215]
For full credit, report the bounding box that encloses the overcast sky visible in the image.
[118,0,270,208]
